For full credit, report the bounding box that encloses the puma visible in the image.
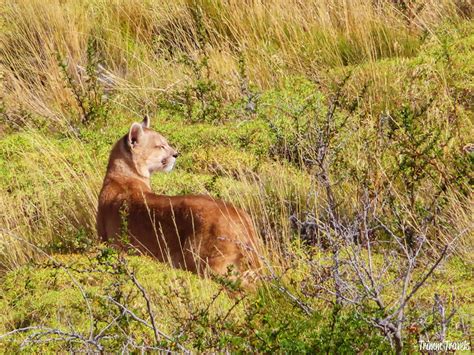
[97,116,261,281]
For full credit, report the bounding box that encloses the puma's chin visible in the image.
[163,159,175,172]
[149,159,175,173]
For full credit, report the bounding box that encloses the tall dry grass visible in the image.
[0,0,467,124]
[0,131,102,272]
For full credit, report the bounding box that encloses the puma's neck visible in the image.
[104,137,152,191]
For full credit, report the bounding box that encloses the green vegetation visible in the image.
[1,250,471,353]
[0,0,473,352]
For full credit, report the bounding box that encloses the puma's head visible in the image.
[126,115,179,176]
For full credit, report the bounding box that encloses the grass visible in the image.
[0,251,238,352]
[0,250,471,352]
[0,0,473,352]
[0,0,469,122]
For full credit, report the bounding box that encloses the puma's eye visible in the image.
[155,145,164,149]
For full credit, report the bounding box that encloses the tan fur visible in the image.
[97,117,261,280]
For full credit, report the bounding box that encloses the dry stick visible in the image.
[314,81,350,306]
[93,309,127,342]
[387,245,449,322]
[128,270,160,343]
[105,296,186,352]
[0,327,103,352]
[0,327,47,340]
[176,287,227,341]
[435,293,457,341]
[222,294,247,323]
[105,297,153,329]
[257,246,314,315]
[126,267,191,354]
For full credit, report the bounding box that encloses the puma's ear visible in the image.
[142,114,150,129]
[128,122,144,148]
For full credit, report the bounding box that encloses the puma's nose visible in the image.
[173,152,179,158]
